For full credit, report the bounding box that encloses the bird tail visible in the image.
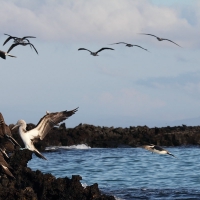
[34,149,47,160]
[1,164,15,178]
[6,52,16,58]
[167,152,176,158]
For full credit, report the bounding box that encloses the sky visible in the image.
[1,0,200,128]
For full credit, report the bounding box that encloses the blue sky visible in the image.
[0,0,200,128]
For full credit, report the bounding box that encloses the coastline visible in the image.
[10,123,200,150]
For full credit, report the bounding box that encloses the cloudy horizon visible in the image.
[1,0,200,128]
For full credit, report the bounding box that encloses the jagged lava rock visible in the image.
[0,149,115,200]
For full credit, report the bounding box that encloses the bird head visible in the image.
[12,120,26,130]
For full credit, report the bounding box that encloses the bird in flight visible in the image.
[109,42,149,51]
[7,42,38,54]
[0,50,16,59]
[3,34,36,46]
[139,33,181,47]
[12,107,78,160]
[78,48,114,56]
[141,144,176,157]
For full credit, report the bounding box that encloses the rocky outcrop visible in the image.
[0,149,115,200]
[10,123,200,150]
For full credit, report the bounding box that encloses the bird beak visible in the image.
[12,124,19,130]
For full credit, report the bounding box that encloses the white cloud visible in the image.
[0,0,199,47]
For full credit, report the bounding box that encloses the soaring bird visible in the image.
[78,48,114,56]
[12,107,79,160]
[139,33,181,47]
[3,34,36,46]
[0,149,15,178]
[141,144,176,157]
[7,42,38,54]
[109,42,149,51]
[0,50,16,60]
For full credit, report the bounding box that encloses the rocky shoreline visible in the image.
[0,149,115,200]
[2,122,200,200]
[10,123,200,150]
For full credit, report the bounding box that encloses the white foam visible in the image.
[45,144,91,151]
[114,197,124,200]
[81,183,88,188]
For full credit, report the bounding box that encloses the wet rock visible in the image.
[0,149,115,200]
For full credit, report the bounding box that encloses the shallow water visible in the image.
[28,145,200,200]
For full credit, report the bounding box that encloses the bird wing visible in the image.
[21,36,36,40]
[133,45,148,51]
[162,39,181,47]
[34,107,78,140]
[78,48,92,53]
[7,43,20,53]
[109,42,127,45]
[28,43,38,54]
[3,36,14,46]
[153,145,164,151]
[139,33,158,38]
[141,145,154,152]
[3,34,17,46]
[96,48,114,54]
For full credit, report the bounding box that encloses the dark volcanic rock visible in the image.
[0,149,115,200]
[10,123,200,150]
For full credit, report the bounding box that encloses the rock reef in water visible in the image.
[0,149,115,200]
[10,123,200,150]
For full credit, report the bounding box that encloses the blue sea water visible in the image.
[28,145,200,200]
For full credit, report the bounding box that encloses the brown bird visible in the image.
[7,42,38,54]
[139,33,181,47]
[141,144,176,157]
[12,107,78,160]
[0,149,15,178]
[109,42,149,51]
[0,50,16,59]
[3,33,36,46]
[78,48,114,56]
[0,113,21,153]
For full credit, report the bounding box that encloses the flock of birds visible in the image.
[0,32,180,59]
[0,32,179,178]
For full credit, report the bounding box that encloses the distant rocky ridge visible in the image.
[10,123,200,150]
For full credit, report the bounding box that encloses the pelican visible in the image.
[0,149,15,178]
[109,42,149,51]
[139,33,181,47]
[0,50,16,59]
[3,33,36,46]
[78,48,114,56]
[141,144,176,157]
[12,107,78,160]
[7,42,38,54]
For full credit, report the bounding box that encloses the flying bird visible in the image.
[7,42,38,54]
[141,144,176,157]
[0,50,16,60]
[139,33,181,47]
[0,149,15,178]
[12,107,79,160]
[78,48,114,56]
[109,42,149,51]
[3,34,36,46]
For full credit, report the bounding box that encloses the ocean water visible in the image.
[28,145,200,200]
